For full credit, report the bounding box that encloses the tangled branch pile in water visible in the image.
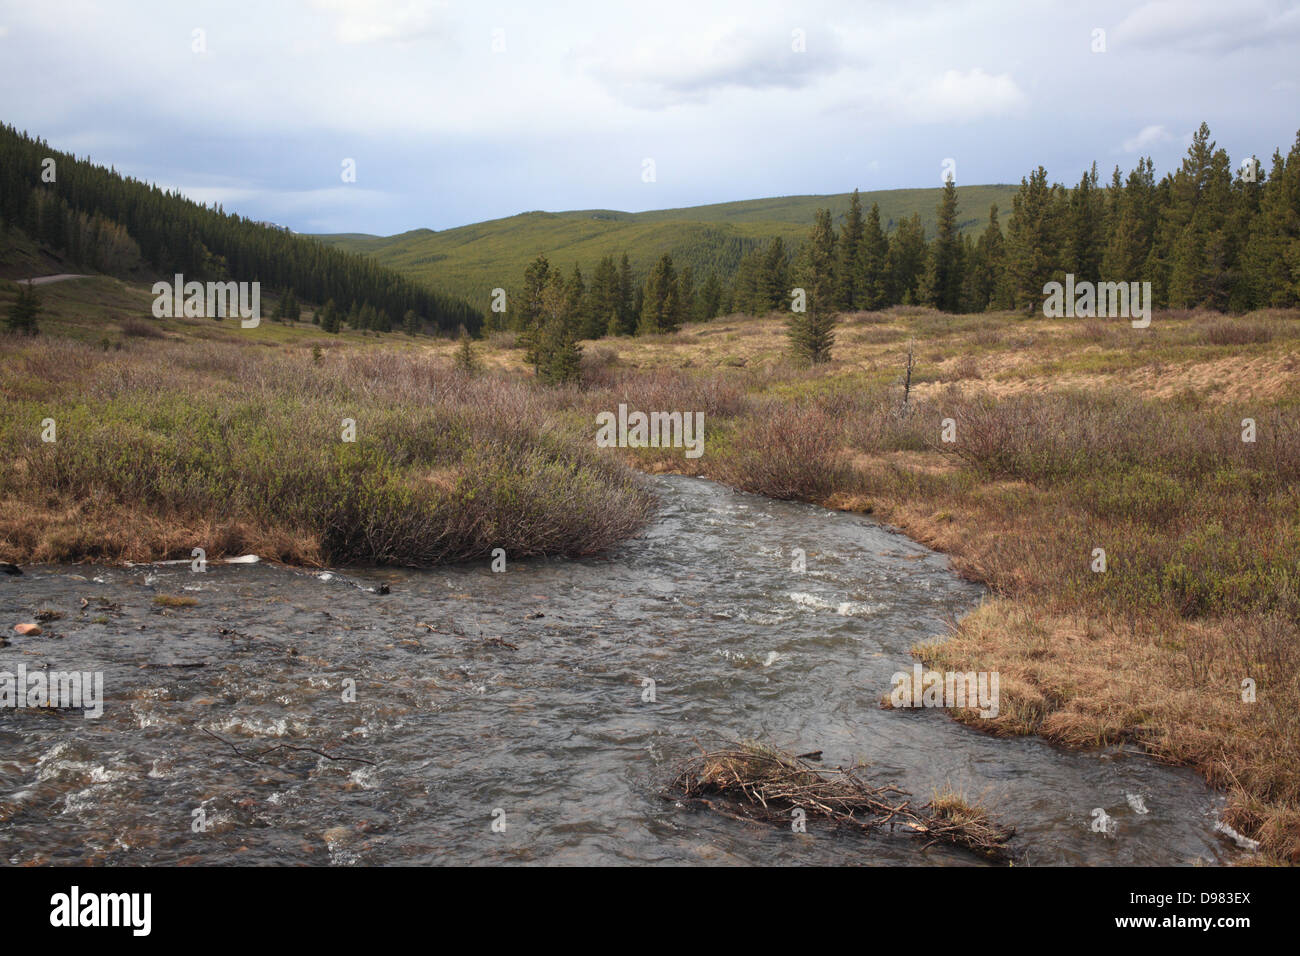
[668,742,1018,863]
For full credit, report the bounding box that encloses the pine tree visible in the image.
[617,253,636,333]
[967,204,1008,310]
[919,178,964,311]
[1161,123,1235,309]
[1244,136,1300,307]
[1102,158,1157,286]
[884,213,927,305]
[834,188,864,309]
[1005,167,1062,311]
[564,264,590,339]
[856,203,889,310]
[519,254,551,333]
[5,281,41,334]
[530,272,582,385]
[731,248,766,314]
[699,272,723,320]
[639,253,680,335]
[787,208,836,364]
[1065,163,1106,284]
[676,264,696,327]
[762,236,792,312]
[321,299,341,334]
[589,255,621,337]
[453,329,480,373]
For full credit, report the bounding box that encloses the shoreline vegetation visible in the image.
[3,275,1299,862]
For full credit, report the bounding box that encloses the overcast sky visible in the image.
[1,0,1297,235]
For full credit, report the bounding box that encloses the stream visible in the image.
[0,475,1238,865]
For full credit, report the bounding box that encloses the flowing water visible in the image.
[0,475,1238,865]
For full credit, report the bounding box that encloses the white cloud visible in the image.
[578,22,847,109]
[309,0,448,45]
[903,68,1028,123]
[1116,0,1300,53]
[1121,124,1174,152]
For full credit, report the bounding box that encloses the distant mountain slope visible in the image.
[0,123,482,335]
[313,185,1018,310]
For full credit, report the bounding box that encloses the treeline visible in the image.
[503,121,1300,370]
[487,250,725,340]
[779,121,1300,315]
[0,123,482,335]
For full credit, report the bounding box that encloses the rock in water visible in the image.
[14,623,42,636]
[0,563,21,576]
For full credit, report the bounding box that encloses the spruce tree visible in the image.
[453,329,480,373]
[1005,167,1062,311]
[676,264,696,328]
[919,178,963,311]
[885,213,927,305]
[762,237,791,312]
[699,272,722,320]
[1065,163,1106,284]
[835,188,864,309]
[5,281,40,334]
[617,253,636,333]
[530,272,582,385]
[639,254,680,335]
[787,208,836,364]
[1244,137,1300,307]
[856,203,889,310]
[589,255,620,337]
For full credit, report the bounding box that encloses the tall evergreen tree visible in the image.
[518,254,551,334]
[588,254,621,338]
[639,254,680,335]
[699,272,723,320]
[834,189,864,309]
[1244,136,1300,307]
[761,237,791,312]
[676,264,697,328]
[1065,163,1106,283]
[885,213,927,305]
[961,205,1006,312]
[919,179,964,311]
[855,202,889,310]
[788,208,836,364]
[616,253,636,333]
[1161,123,1235,309]
[1102,158,1158,286]
[530,272,583,385]
[1005,166,1063,311]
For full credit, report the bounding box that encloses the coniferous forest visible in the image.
[496,123,1300,355]
[0,123,482,335]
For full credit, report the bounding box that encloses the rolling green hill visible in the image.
[312,185,1018,311]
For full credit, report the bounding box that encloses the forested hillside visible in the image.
[0,123,482,335]
[313,185,1018,309]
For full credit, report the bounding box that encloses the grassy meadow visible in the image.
[312,184,1019,307]
[2,275,1299,860]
